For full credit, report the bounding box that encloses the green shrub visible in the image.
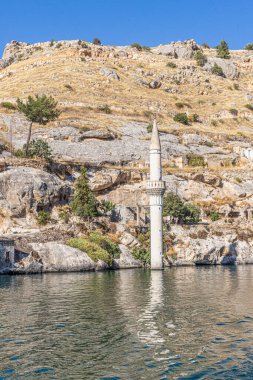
[67,237,112,265]
[189,113,200,122]
[245,104,253,111]
[202,42,210,49]
[28,139,52,160]
[147,123,153,133]
[37,210,51,225]
[14,149,25,158]
[166,62,177,68]
[59,210,70,223]
[78,40,88,48]
[194,51,207,67]
[49,40,56,47]
[216,40,230,59]
[210,211,220,222]
[173,113,189,125]
[98,104,112,114]
[89,231,120,259]
[132,247,150,266]
[235,177,242,183]
[163,192,201,223]
[211,63,224,77]
[1,102,16,110]
[98,200,115,215]
[131,43,142,51]
[244,43,253,50]
[233,83,239,90]
[56,43,62,49]
[229,108,238,116]
[93,38,101,45]
[142,46,151,51]
[188,155,205,167]
[211,120,218,127]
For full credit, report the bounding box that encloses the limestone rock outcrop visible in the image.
[166,225,253,266]
[154,39,200,59]
[0,167,71,217]
[99,67,120,80]
[204,57,239,79]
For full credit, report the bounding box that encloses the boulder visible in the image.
[155,39,200,59]
[29,242,96,272]
[204,57,239,79]
[120,231,140,248]
[113,244,142,269]
[149,80,161,89]
[99,67,120,80]
[95,259,109,271]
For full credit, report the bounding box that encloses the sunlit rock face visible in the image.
[0,167,71,218]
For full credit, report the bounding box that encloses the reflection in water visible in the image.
[0,267,253,379]
[137,271,164,345]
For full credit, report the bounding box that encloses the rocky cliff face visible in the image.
[0,38,253,270]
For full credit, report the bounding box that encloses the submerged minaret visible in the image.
[146,120,166,269]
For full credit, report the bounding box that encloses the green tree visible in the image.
[194,51,207,67]
[17,95,60,156]
[163,192,200,223]
[244,43,253,50]
[71,167,98,219]
[216,40,230,59]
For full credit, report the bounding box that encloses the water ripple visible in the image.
[0,267,253,378]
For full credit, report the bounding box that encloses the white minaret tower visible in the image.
[146,120,166,269]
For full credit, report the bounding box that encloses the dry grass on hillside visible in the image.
[0,46,253,136]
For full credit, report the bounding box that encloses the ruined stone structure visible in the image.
[0,239,15,270]
[146,120,166,270]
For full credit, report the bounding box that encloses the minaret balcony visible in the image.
[146,180,166,195]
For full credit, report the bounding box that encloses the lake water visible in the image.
[1,267,253,379]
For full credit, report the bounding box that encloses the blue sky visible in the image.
[0,0,252,55]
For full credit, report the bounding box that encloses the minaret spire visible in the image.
[150,119,161,150]
[146,119,166,269]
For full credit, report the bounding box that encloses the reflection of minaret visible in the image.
[137,271,165,345]
[146,120,166,269]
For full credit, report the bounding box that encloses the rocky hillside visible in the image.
[0,38,253,270]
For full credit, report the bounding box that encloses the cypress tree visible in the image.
[71,168,98,219]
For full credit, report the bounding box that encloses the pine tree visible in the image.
[17,95,60,156]
[216,40,230,59]
[71,168,98,219]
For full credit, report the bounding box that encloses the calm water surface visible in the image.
[1,267,253,379]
